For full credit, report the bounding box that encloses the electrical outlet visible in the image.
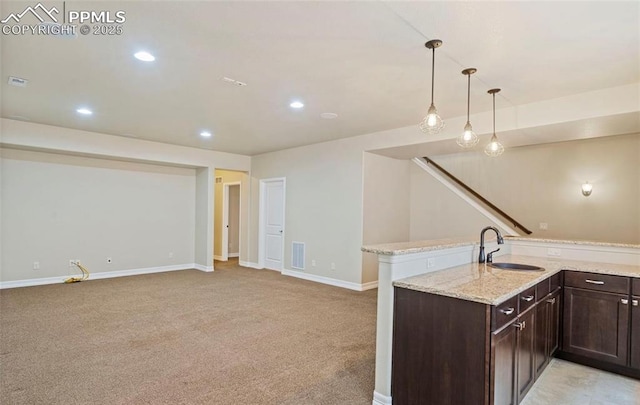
[169,252,174,258]
[539,222,548,230]
[331,262,336,270]
[69,259,80,266]
[427,258,435,268]
[547,248,562,257]
[33,261,40,270]
[107,257,112,264]
[311,259,316,267]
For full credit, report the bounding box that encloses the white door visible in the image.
[260,179,285,271]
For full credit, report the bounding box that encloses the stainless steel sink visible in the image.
[489,262,545,271]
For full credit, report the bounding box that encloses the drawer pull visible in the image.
[500,307,515,316]
[521,295,534,302]
[514,321,525,330]
[585,279,605,285]
[621,299,629,305]
[633,300,639,307]
[546,298,556,304]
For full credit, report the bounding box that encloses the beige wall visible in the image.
[428,133,640,244]
[409,163,497,241]
[362,153,411,283]
[1,149,196,282]
[213,169,248,260]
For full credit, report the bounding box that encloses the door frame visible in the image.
[221,181,242,261]
[258,177,286,271]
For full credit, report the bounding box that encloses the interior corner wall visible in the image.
[430,133,640,244]
[195,167,214,268]
[409,162,498,241]
[362,153,411,283]
[213,169,249,262]
[249,140,366,285]
[1,149,196,282]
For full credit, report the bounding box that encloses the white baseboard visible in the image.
[372,391,392,405]
[228,253,239,258]
[0,263,199,289]
[194,263,214,272]
[214,255,225,261]
[239,261,263,269]
[282,268,377,291]
[361,280,379,291]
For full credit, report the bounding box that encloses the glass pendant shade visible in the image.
[458,68,478,148]
[457,121,479,148]
[420,40,444,135]
[420,103,445,134]
[485,88,505,157]
[485,134,504,157]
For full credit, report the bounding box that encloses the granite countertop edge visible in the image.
[393,256,640,306]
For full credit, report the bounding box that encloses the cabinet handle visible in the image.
[621,299,629,305]
[500,307,515,315]
[521,295,534,302]
[546,298,556,304]
[514,321,525,330]
[633,300,639,306]
[585,279,605,285]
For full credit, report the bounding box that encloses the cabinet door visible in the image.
[491,324,517,405]
[534,299,549,378]
[632,296,640,370]
[517,309,536,403]
[547,289,561,357]
[563,287,629,365]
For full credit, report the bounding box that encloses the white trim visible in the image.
[258,177,286,271]
[361,280,379,291]
[194,264,214,272]
[239,260,263,269]
[214,255,225,261]
[0,264,197,289]
[221,181,242,262]
[372,391,392,405]
[228,253,239,258]
[282,268,374,291]
[412,157,520,236]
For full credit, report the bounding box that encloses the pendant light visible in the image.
[456,68,479,148]
[485,88,505,157]
[419,39,445,134]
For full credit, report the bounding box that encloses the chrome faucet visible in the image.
[479,226,504,263]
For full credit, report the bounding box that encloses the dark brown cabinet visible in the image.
[562,271,630,366]
[491,322,517,405]
[534,288,561,378]
[515,308,536,403]
[633,280,640,369]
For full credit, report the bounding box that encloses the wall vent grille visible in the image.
[292,242,305,270]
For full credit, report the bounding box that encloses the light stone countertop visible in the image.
[361,237,476,255]
[393,255,640,306]
[505,236,640,249]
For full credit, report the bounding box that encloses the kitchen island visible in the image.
[362,236,640,405]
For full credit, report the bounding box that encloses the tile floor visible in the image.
[521,359,640,405]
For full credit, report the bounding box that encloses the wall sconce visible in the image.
[581,182,593,197]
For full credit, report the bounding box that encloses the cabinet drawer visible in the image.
[492,295,518,331]
[536,278,550,302]
[519,286,537,313]
[633,278,640,295]
[564,271,629,295]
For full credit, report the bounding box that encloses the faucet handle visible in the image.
[487,248,500,263]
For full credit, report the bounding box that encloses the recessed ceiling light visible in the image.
[290,101,304,109]
[134,51,155,62]
[320,112,338,119]
[76,108,93,115]
[200,131,212,138]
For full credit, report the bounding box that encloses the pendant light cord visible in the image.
[492,92,496,134]
[466,74,471,122]
[430,47,435,103]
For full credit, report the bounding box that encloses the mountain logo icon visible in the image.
[1,2,59,24]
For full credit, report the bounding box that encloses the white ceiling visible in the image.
[1,1,638,156]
